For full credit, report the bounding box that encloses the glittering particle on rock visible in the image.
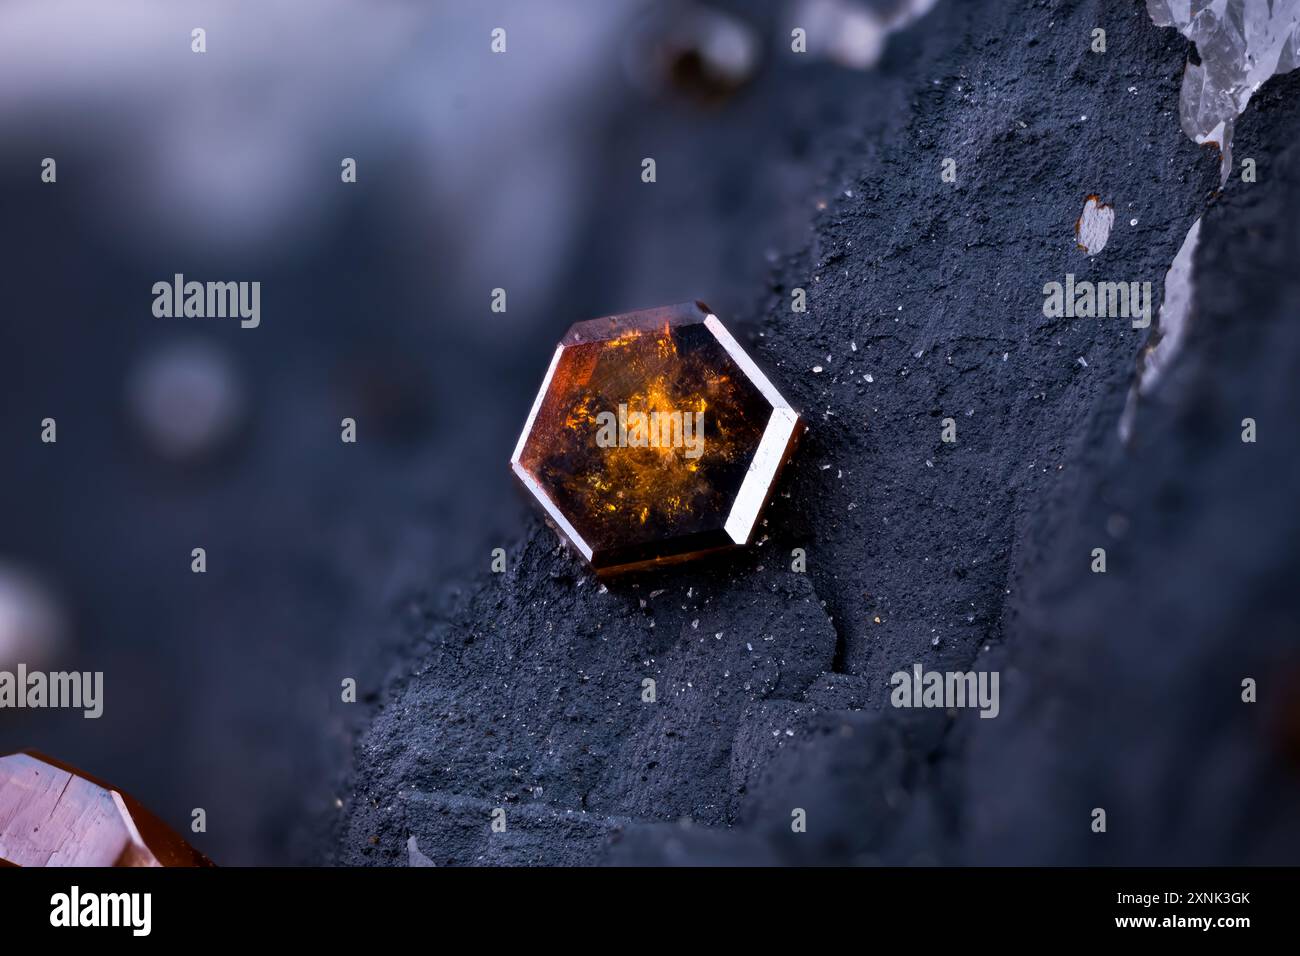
[1075,195,1115,256]
[511,302,801,575]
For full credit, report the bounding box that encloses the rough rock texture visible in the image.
[337,1,1300,865]
[956,68,1300,866]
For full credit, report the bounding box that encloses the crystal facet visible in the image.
[0,750,213,867]
[511,302,800,575]
[1148,0,1300,180]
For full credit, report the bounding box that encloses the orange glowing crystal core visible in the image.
[0,750,213,867]
[511,302,801,574]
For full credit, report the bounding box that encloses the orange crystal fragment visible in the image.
[0,750,213,867]
[511,302,800,574]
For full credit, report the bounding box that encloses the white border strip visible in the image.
[704,314,800,545]
[724,407,798,544]
[511,345,564,463]
[510,344,595,560]
[704,315,792,410]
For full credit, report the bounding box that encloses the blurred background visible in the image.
[0,0,927,863]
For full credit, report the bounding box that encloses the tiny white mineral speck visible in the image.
[1077,195,1115,255]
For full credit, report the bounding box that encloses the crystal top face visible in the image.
[512,302,800,574]
[0,751,212,867]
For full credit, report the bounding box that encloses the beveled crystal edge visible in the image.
[561,301,710,345]
[724,406,801,545]
[702,313,794,413]
[510,342,597,561]
[511,344,565,465]
[703,312,801,544]
[510,459,595,562]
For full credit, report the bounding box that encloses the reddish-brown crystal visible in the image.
[512,302,800,574]
[0,750,213,867]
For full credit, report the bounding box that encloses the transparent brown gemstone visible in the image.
[0,750,213,867]
[511,302,801,574]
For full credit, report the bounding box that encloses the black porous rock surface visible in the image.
[336,1,1300,865]
[342,532,836,865]
[958,68,1300,867]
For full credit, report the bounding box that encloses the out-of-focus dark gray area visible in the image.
[338,0,1300,866]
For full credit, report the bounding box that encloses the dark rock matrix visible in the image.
[336,1,1300,865]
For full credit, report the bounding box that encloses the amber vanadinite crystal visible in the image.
[511,302,801,574]
[0,750,213,866]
